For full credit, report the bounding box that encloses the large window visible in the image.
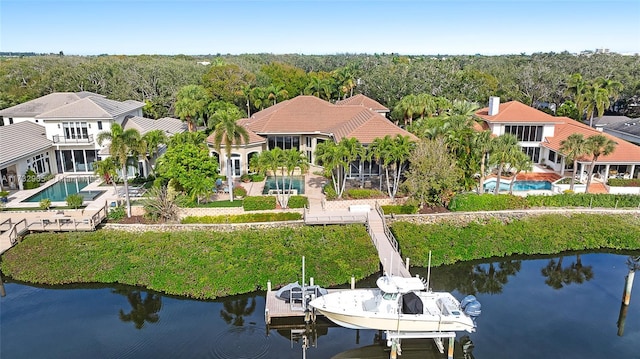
[58,149,98,172]
[29,154,50,175]
[522,147,540,163]
[505,125,543,142]
[63,122,89,140]
[268,136,300,150]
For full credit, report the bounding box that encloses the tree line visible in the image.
[2,52,639,119]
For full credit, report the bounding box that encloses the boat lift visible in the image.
[385,331,457,359]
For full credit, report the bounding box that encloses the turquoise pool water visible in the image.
[24,177,102,202]
[484,179,552,192]
[262,176,305,194]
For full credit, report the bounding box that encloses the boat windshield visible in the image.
[381,291,398,300]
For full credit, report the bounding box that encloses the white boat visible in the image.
[308,274,480,333]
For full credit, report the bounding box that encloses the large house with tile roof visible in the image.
[0,92,186,190]
[476,97,640,181]
[205,95,415,178]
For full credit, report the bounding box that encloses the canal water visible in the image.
[1,252,639,358]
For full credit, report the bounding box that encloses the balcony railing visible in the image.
[52,134,94,144]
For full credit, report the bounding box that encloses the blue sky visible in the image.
[1,0,639,56]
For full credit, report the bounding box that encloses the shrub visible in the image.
[288,196,309,208]
[608,178,640,187]
[240,174,251,182]
[381,204,418,214]
[108,206,126,221]
[251,174,265,182]
[345,188,385,199]
[181,212,302,224]
[448,193,528,211]
[323,183,337,200]
[243,196,276,211]
[66,194,84,209]
[39,198,52,210]
[233,186,247,198]
[526,193,640,208]
[23,169,40,190]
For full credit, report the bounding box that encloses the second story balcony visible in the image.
[52,134,94,144]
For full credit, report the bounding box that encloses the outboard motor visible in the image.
[461,295,482,318]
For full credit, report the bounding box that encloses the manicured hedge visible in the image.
[345,188,385,199]
[243,196,276,211]
[181,212,302,224]
[287,195,309,208]
[381,204,419,214]
[449,193,640,212]
[608,178,640,187]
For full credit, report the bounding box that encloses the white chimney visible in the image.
[488,96,500,116]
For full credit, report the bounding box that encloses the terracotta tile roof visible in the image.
[239,95,415,144]
[476,101,563,124]
[335,94,389,112]
[543,116,640,163]
[205,124,267,147]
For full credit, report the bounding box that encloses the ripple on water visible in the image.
[211,325,271,359]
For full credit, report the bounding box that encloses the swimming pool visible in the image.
[262,176,305,195]
[483,179,552,192]
[24,176,103,202]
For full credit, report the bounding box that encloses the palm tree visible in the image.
[249,86,268,111]
[473,130,493,194]
[340,137,365,187]
[212,111,249,201]
[566,73,588,121]
[281,149,309,208]
[333,66,357,99]
[97,123,143,218]
[141,129,168,176]
[93,157,118,195]
[507,151,533,194]
[266,84,289,105]
[559,133,588,190]
[367,137,387,192]
[315,140,349,198]
[583,84,610,127]
[489,134,520,195]
[584,134,617,192]
[595,77,624,110]
[174,84,209,131]
[383,135,415,200]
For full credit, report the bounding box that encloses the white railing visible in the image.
[375,202,400,254]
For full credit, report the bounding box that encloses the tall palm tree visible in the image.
[473,130,493,194]
[212,111,249,201]
[174,84,209,131]
[282,149,309,208]
[489,134,520,195]
[508,151,533,194]
[367,137,386,192]
[315,140,349,198]
[595,77,624,109]
[584,134,617,192]
[383,135,415,200]
[559,133,588,191]
[583,84,610,127]
[142,129,168,176]
[566,73,588,121]
[97,123,143,217]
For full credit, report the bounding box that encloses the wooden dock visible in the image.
[265,288,346,324]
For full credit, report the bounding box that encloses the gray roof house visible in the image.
[0,122,54,191]
[593,115,640,145]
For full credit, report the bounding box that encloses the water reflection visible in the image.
[415,259,521,295]
[541,254,594,289]
[113,288,162,329]
[618,255,640,336]
[220,296,257,326]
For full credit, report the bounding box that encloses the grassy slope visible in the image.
[0,225,378,299]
